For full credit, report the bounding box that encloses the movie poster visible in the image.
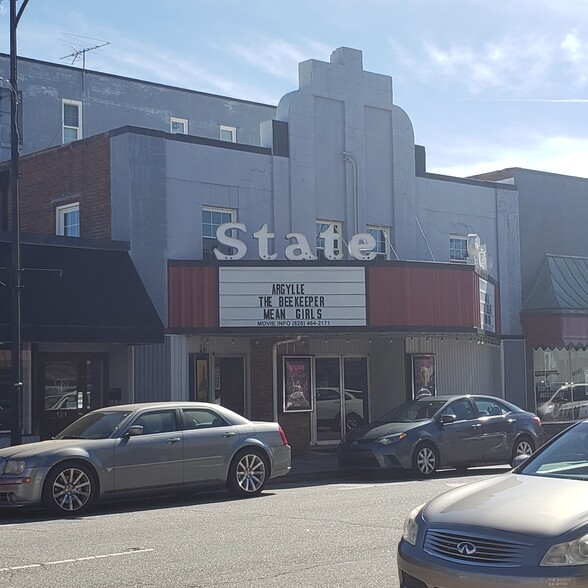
[283,356,312,412]
[412,354,436,399]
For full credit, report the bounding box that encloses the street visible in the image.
[0,466,510,588]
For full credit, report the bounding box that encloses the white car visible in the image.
[316,388,364,431]
[537,384,588,420]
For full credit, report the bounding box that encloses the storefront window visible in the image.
[534,348,588,421]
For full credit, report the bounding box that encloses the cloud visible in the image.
[393,28,588,95]
[561,32,588,85]
[422,34,556,95]
[229,38,332,82]
[429,135,588,179]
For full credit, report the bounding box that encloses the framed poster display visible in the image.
[411,354,436,399]
[283,356,313,412]
[189,353,210,402]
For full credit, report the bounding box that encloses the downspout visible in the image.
[343,152,359,234]
[272,336,302,422]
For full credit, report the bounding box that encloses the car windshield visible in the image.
[520,421,588,480]
[55,411,132,440]
[376,400,446,423]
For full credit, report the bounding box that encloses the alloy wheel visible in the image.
[51,466,92,512]
[235,453,266,493]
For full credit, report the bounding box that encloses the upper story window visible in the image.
[450,235,468,263]
[203,207,236,260]
[170,117,188,134]
[220,125,236,143]
[316,220,342,260]
[62,99,82,143]
[56,202,80,237]
[367,225,390,259]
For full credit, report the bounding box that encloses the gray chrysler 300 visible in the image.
[0,402,291,516]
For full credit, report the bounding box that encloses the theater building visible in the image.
[1,47,531,448]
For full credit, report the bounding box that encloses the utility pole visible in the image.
[9,0,30,446]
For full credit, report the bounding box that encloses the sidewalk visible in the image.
[277,447,341,485]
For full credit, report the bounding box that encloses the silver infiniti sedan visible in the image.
[0,402,291,516]
[398,420,588,587]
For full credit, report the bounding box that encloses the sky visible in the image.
[1,0,587,179]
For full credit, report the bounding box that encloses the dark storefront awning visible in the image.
[522,254,588,348]
[0,236,163,344]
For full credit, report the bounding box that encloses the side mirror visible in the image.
[125,425,144,437]
[511,454,531,469]
[439,414,457,425]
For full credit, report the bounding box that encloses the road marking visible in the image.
[0,548,154,573]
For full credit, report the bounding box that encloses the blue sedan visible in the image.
[338,394,544,476]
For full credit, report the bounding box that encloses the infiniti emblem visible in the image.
[456,542,477,555]
[352,441,359,447]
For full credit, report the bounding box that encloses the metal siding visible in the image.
[133,339,171,402]
[405,337,502,397]
[168,265,218,328]
[169,335,188,401]
[502,339,527,408]
[368,266,480,328]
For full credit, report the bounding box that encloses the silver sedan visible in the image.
[398,419,588,587]
[0,402,291,516]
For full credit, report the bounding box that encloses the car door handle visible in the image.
[507,419,517,423]
[167,437,182,444]
[471,423,482,428]
[223,432,236,438]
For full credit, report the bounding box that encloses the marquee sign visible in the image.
[219,267,366,328]
[479,278,496,333]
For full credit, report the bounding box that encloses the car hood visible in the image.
[423,473,588,538]
[0,439,103,460]
[344,420,425,441]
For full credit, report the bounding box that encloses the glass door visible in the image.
[38,354,107,440]
[213,357,245,416]
[313,356,369,444]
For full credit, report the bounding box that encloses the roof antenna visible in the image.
[60,33,110,71]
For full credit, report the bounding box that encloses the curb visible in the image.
[269,468,343,486]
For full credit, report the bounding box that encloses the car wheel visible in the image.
[512,436,534,460]
[412,443,439,477]
[226,448,269,498]
[42,461,97,516]
[345,412,362,431]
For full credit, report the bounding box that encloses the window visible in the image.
[450,235,468,262]
[367,225,390,259]
[442,399,475,421]
[170,117,188,134]
[220,125,236,142]
[316,220,342,260]
[132,410,178,435]
[62,99,82,143]
[182,408,227,430]
[473,397,509,417]
[56,202,80,237]
[202,207,236,260]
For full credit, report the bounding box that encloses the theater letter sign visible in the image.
[219,267,366,328]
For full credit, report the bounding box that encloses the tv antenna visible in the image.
[60,33,110,70]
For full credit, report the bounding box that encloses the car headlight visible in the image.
[4,460,26,475]
[377,432,407,445]
[402,503,424,546]
[541,534,588,566]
